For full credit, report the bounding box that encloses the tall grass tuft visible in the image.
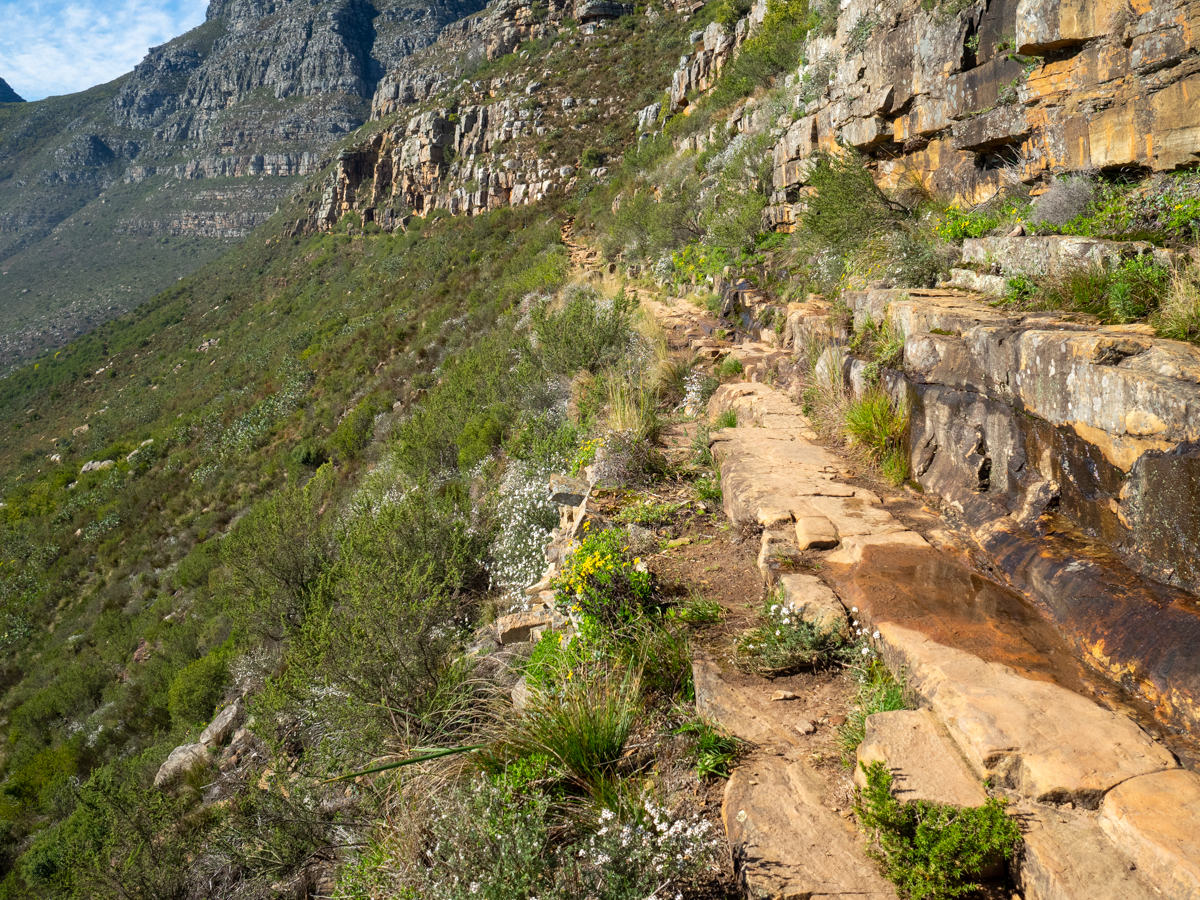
[1155,258,1200,343]
[844,388,910,486]
[497,667,642,813]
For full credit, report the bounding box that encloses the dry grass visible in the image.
[1154,258,1200,343]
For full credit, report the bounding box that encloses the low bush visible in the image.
[854,760,1021,900]
[533,287,636,376]
[736,593,846,675]
[167,649,229,727]
[553,527,653,635]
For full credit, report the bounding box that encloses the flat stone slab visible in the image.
[879,624,1177,808]
[1017,803,1161,900]
[1098,769,1200,900]
[795,514,838,549]
[693,656,799,750]
[724,757,898,900]
[777,573,847,636]
[855,709,988,808]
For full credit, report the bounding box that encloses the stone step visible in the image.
[855,709,987,808]
[862,624,1178,808]
[724,757,898,900]
[1098,769,1200,899]
[1017,803,1164,900]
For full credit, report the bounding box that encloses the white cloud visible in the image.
[0,0,210,101]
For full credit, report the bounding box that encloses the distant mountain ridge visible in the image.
[0,0,486,372]
[0,78,23,103]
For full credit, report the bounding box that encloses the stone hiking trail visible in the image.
[557,223,1200,899]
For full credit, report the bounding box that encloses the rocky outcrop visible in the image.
[0,78,23,104]
[754,0,1200,224]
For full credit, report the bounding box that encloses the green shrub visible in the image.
[708,0,825,106]
[552,527,653,635]
[795,153,905,260]
[174,540,220,589]
[533,288,635,375]
[328,395,387,462]
[291,440,328,468]
[168,649,229,727]
[713,408,737,429]
[292,486,488,737]
[695,476,722,503]
[220,468,335,641]
[854,760,1021,900]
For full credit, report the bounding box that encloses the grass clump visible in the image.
[838,659,909,764]
[855,760,1021,900]
[615,498,676,527]
[669,589,723,624]
[736,592,846,675]
[850,314,905,385]
[715,355,744,379]
[676,718,742,779]
[1154,257,1200,342]
[713,408,738,429]
[1003,254,1171,324]
[844,388,910,486]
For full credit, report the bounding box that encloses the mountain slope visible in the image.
[0,80,22,104]
[0,0,486,373]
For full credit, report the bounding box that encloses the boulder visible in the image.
[549,473,590,507]
[154,743,209,788]
[200,700,244,747]
[495,605,568,645]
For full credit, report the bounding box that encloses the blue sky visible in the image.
[0,0,209,100]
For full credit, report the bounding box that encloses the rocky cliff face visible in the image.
[307,0,685,231]
[0,0,486,372]
[766,0,1200,225]
[0,78,23,104]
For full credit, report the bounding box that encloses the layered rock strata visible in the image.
[754,0,1200,222]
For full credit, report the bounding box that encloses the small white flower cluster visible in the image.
[849,605,882,659]
[681,368,712,415]
[489,458,564,605]
[578,799,717,886]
